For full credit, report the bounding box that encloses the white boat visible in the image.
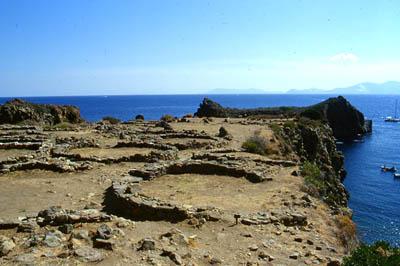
[385,100,400,122]
[394,173,400,178]
[385,116,400,122]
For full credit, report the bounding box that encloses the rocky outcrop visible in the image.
[195,96,369,141]
[195,98,298,118]
[195,98,229,117]
[0,99,84,125]
[300,96,366,140]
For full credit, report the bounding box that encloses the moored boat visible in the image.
[381,165,397,172]
[384,116,400,122]
[385,100,400,122]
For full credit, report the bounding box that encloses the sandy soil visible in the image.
[0,119,346,265]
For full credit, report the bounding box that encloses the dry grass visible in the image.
[242,129,276,155]
[336,215,358,252]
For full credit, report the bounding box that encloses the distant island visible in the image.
[207,81,400,95]
[287,81,400,95]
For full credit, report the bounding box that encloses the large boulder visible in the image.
[0,99,84,125]
[194,98,229,117]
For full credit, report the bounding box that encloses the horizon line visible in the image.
[2,93,400,98]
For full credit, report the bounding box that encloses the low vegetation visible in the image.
[336,215,358,251]
[343,241,400,266]
[300,107,325,121]
[218,126,229,138]
[160,114,174,122]
[102,116,121,124]
[301,161,325,196]
[242,130,270,155]
[135,114,144,120]
[301,160,348,207]
[268,123,282,135]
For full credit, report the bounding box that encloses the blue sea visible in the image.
[1,94,400,246]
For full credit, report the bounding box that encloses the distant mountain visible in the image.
[207,88,269,94]
[287,81,400,95]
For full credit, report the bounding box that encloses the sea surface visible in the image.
[1,94,400,246]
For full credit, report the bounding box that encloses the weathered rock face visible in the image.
[279,120,348,207]
[300,96,366,141]
[0,99,84,125]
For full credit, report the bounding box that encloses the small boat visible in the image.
[394,173,400,178]
[385,100,400,122]
[381,165,397,172]
[384,116,400,122]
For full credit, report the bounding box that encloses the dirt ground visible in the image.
[0,118,346,265]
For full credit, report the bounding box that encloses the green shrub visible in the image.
[102,116,121,124]
[44,122,75,130]
[161,114,174,122]
[218,126,229,138]
[283,120,297,130]
[300,161,327,199]
[298,116,323,128]
[300,107,324,120]
[269,123,282,135]
[301,161,324,189]
[343,241,400,266]
[242,130,269,155]
[54,122,74,129]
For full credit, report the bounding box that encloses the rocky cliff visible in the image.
[300,96,366,140]
[276,119,349,208]
[0,99,84,125]
[195,96,368,141]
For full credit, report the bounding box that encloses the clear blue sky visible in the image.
[1,0,399,96]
